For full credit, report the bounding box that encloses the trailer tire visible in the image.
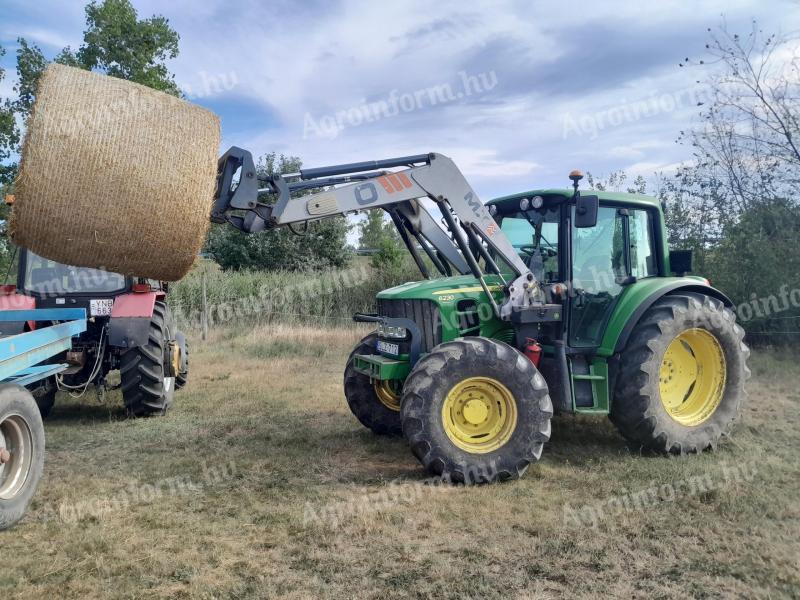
[343,334,403,435]
[120,301,176,417]
[0,384,45,530]
[611,292,750,454]
[401,337,552,484]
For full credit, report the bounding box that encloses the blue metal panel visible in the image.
[7,363,69,387]
[0,308,86,322]
[0,308,87,385]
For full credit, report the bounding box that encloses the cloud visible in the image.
[3,0,799,199]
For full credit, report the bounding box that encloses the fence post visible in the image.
[201,270,208,341]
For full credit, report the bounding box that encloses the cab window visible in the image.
[498,205,561,283]
[629,209,657,278]
[24,252,126,296]
[569,206,626,347]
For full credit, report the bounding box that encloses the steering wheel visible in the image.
[519,245,557,259]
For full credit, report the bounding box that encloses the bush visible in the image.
[370,237,405,272]
[168,257,421,330]
[703,199,800,340]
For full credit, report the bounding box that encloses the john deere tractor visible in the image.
[212,149,749,483]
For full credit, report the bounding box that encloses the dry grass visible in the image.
[1,324,798,599]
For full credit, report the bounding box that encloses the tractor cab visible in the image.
[19,249,161,315]
[488,188,663,350]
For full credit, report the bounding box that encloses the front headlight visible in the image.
[377,322,408,339]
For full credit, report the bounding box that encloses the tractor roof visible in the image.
[486,188,662,211]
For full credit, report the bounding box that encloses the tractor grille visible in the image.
[377,298,441,353]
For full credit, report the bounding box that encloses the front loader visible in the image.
[212,149,750,483]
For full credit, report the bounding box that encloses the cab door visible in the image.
[568,206,627,347]
[568,205,659,348]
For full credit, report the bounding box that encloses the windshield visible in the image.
[498,205,561,282]
[23,251,126,295]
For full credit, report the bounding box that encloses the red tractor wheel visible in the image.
[120,302,176,417]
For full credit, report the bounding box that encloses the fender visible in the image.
[174,330,188,373]
[0,285,36,334]
[107,291,158,349]
[597,277,733,356]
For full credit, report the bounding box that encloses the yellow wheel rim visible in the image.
[659,328,726,427]
[441,377,517,454]
[374,380,402,411]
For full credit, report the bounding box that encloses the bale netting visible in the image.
[10,64,220,281]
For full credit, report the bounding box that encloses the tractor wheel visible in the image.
[401,337,552,484]
[176,337,189,390]
[611,292,750,454]
[120,301,176,417]
[0,384,45,530]
[343,334,403,435]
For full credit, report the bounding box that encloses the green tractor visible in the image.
[213,150,750,483]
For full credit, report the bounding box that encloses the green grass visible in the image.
[1,326,798,599]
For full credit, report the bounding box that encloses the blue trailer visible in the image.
[0,308,86,530]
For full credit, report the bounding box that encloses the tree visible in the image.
[0,45,20,186]
[675,22,799,221]
[661,22,800,341]
[12,39,49,119]
[205,153,352,271]
[357,210,400,250]
[704,198,800,334]
[74,0,181,95]
[0,45,20,277]
[586,170,647,194]
[5,0,181,152]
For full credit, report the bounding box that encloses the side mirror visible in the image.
[575,194,598,228]
[670,249,693,275]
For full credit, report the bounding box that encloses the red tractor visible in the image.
[0,248,189,417]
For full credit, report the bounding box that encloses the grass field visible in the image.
[1,323,798,599]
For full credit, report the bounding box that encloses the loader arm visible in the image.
[211,148,552,321]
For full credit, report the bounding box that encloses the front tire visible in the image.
[401,337,552,484]
[0,384,45,530]
[611,292,750,453]
[343,334,403,435]
[120,301,176,417]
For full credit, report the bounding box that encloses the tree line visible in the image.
[0,5,797,339]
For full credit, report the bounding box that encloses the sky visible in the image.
[2,0,799,205]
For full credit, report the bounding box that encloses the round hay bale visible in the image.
[10,63,220,281]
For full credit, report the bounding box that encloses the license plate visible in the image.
[376,340,399,356]
[90,299,114,316]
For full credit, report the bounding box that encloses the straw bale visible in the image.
[10,64,220,281]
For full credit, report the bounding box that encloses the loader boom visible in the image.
[211,148,555,322]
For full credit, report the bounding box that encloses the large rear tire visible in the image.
[611,292,750,453]
[343,334,403,435]
[0,384,45,530]
[401,337,552,484]
[120,301,176,417]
